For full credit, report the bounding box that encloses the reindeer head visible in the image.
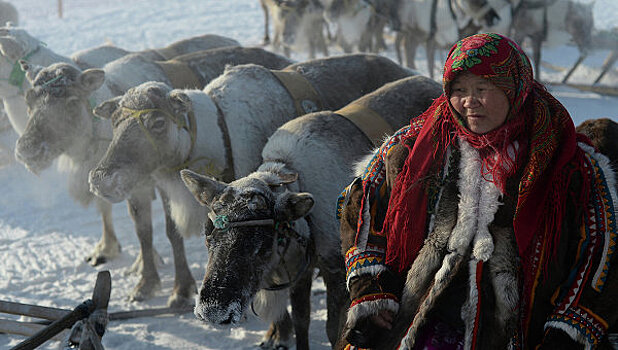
[0,26,42,96]
[181,169,314,325]
[14,62,104,174]
[88,82,194,203]
[273,0,324,50]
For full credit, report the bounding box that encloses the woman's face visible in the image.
[449,72,510,134]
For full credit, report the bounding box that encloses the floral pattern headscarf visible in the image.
[380,33,580,279]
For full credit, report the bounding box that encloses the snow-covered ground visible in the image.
[0,0,616,349]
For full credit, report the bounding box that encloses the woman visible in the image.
[337,33,617,349]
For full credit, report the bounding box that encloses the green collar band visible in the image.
[8,45,41,89]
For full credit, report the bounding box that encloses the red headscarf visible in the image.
[381,33,581,276]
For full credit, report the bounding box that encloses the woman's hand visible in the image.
[346,310,395,348]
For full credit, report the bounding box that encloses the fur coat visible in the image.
[337,130,618,350]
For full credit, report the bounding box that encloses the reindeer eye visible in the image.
[247,194,267,210]
[150,118,165,131]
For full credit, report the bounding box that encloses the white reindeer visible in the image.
[395,0,462,78]
[88,53,414,348]
[265,0,330,58]
[510,0,595,82]
[452,0,515,37]
[179,75,442,349]
[394,0,510,78]
[0,26,239,137]
[324,0,392,53]
[0,1,17,27]
[0,25,128,169]
[13,47,292,307]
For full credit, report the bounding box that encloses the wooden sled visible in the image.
[0,270,193,349]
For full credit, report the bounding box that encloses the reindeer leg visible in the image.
[261,0,271,45]
[318,253,349,347]
[404,33,418,70]
[289,265,314,350]
[395,32,404,65]
[359,27,372,53]
[374,21,387,53]
[86,199,121,266]
[532,37,543,81]
[426,38,436,79]
[159,190,197,308]
[126,186,161,302]
[259,312,294,350]
[319,25,329,57]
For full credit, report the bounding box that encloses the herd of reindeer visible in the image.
[259,0,616,82]
[0,1,616,349]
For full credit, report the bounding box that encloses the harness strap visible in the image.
[155,60,203,90]
[154,46,180,61]
[210,95,236,182]
[335,102,394,146]
[2,45,41,90]
[271,69,323,116]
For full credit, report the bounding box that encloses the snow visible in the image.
[0,0,616,349]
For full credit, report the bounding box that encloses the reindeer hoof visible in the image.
[166,293,194,309]
[128,276,161,302]
[86,255,107,266]
[258,342,288,350]
[167,283,197,308]
[86,240,121,266]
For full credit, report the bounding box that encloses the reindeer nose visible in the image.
[15,137,43,161]
[88,168,128,203]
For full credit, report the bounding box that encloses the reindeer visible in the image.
[452,0,515,37]
[510,0,594,82]
[178,75,442,349]
[13,47,292,307]
[576,118,618,170]
[394,0,462,78]
[324,0,396,53]
[394,0,508,78]
[260,0,276,45]
[0,26,239,136]
[0,1,17,27]
[266,0,330,59]
[87,53,414,348]
[0,25,127,169]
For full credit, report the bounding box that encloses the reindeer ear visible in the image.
[93,96,122,119]
[169,90,191,115]
[0,37,23,61]
[274,192,314,221]
[180,169,227,207]
[278,172,298,184]
[19,60,42,84]
[24,87,36,106]
[78,69,105,93]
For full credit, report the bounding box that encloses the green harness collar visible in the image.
[6,45,41,90]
